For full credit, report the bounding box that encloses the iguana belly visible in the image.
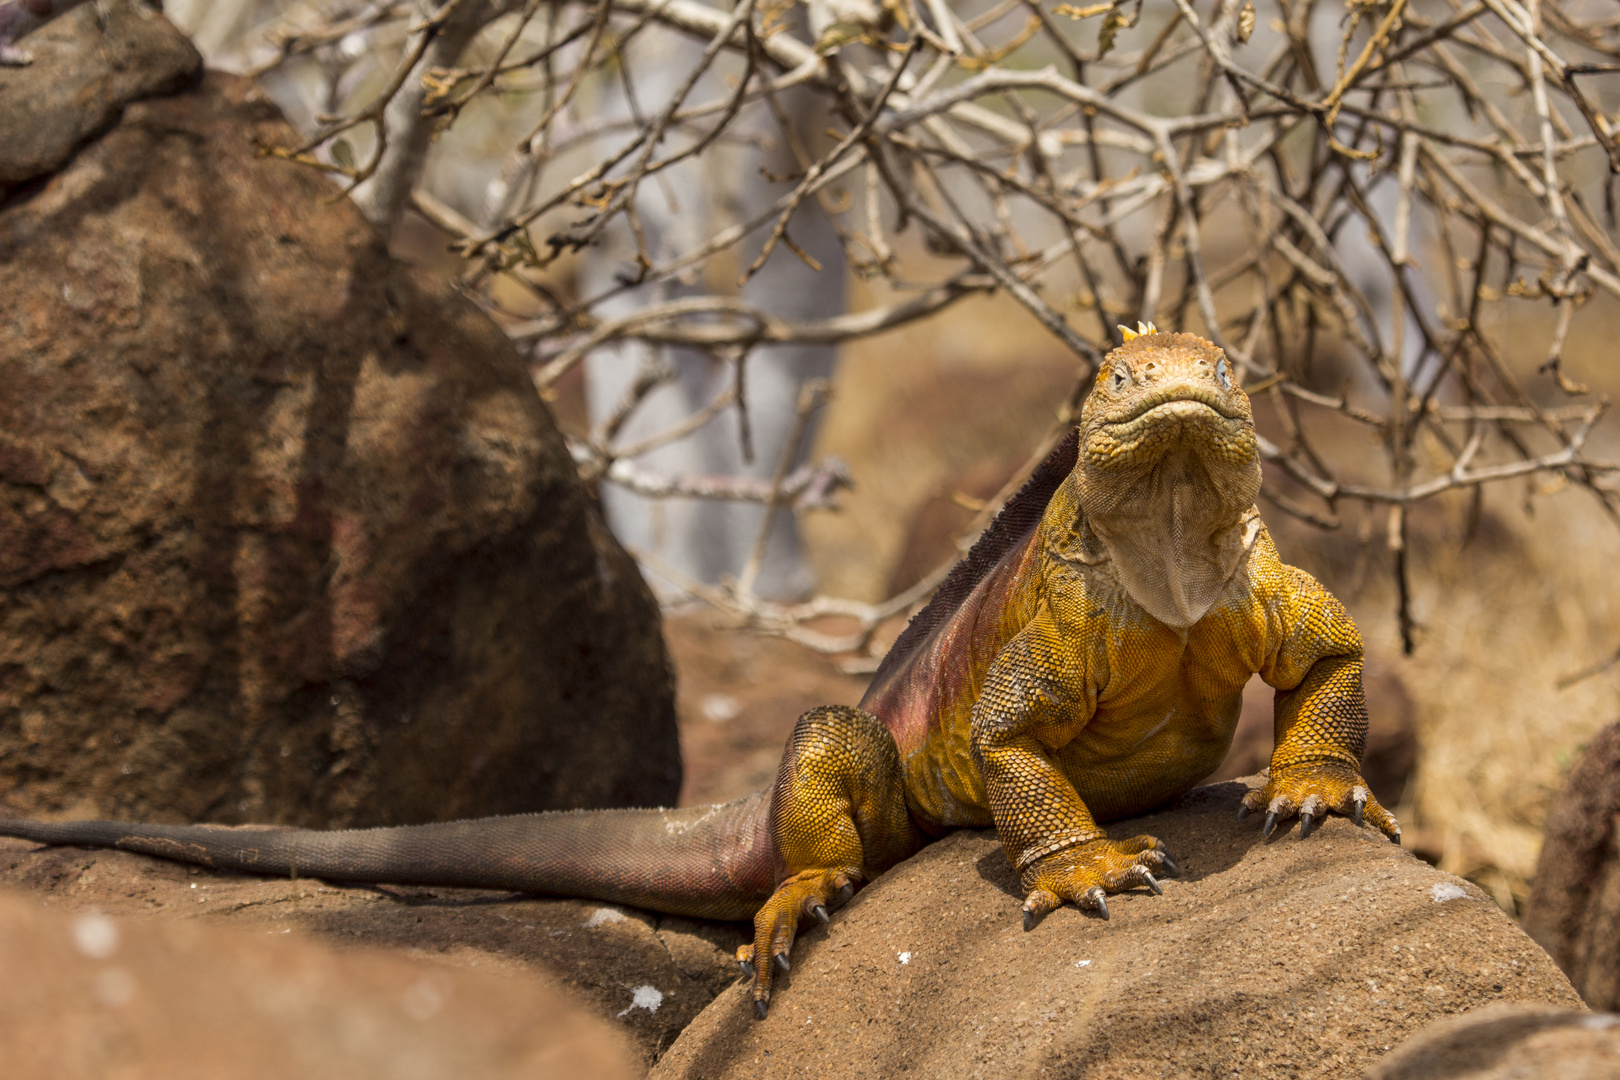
[898,589,1254,831]
[1053,693,1244,819]
[899,688,1244,829]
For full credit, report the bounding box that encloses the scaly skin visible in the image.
[0,330,1398,1021]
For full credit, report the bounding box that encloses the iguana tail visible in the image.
[0,792,776,920]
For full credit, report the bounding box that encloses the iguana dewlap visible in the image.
[0,329,1398,1019]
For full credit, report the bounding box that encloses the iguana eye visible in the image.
[1215,357,1232,391]
[1111,365,1131,392]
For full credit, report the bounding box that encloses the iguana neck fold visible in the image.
[1070,332,1263,628]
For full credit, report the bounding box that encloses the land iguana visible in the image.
[0,327,1400,1019]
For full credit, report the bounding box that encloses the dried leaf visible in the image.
[1235,0,1255,43]
[1096,0,1139,58]
[329,138,355,172]
[1053,2,1114,19]
[813,20,869,53]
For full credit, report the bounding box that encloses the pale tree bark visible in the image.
[579,26,844,601]
[350,0,491,234]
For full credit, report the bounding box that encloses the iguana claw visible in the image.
[754,1000,769,1020]
[742,866,857,1017]
[1240,762,1400,842]
[1018,835,1174,926]
[1236,804,1252,822]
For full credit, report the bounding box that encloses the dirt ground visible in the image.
[665,608,872,808]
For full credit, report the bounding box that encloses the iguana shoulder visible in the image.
[859,429,1077,757]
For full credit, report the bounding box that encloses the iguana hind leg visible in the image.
[739,705,924,1018]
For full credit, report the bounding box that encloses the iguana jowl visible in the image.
[0,329,1400,1018]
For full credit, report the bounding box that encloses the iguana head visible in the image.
[1077,326,1260,512]
[1071,326,1263,625]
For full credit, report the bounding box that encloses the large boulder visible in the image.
[1367,1004,1620,1080]
[654,778,1583,1080]
[0,887,640,1080]
[1523,719,1620,1010]
[0,22,679,826]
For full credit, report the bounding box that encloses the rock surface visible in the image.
[0,835,748,1065]
[1523,719,1620,1010]
[0,60,679,824]
[654,778,1583,1080]
[1367,1004,1620,1080]
[0,0,202,189]
[0,887,640,1080]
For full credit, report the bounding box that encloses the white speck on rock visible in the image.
[700,694,742,723]
[585,907,626,928]
[402,976,447,1020]
[93,967,137,1008]
[1429,882,1468,903]
[1075,960,1092,968]
[72,914,119,959]
[617,985,664,1017]
[897,952,911,964]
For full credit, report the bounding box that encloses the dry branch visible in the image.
[243,0,1620,657]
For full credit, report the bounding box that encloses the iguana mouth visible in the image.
[1101,385,1244,427]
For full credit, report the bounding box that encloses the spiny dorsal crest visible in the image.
[1116,321,1159,342]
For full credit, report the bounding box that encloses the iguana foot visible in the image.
[1238,761,1400,842]
[736,868,857,1016]
[1019,835,1178,929]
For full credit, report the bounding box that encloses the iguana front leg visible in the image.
[971,607,1177,928]
[1240,579,1401,842]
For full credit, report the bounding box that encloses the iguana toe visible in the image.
[744,868,855,1017]
[1018,834,1174,926]
[1243,761,1400,841]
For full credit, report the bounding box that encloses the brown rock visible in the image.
[0,0,201,189]
[1523,719,1620,1010]
[0,835,749,1064]
[653,778,1582,1080]
[0,887,640,1080]
[0,61,679,824]
[1366,1004,1620,1080]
